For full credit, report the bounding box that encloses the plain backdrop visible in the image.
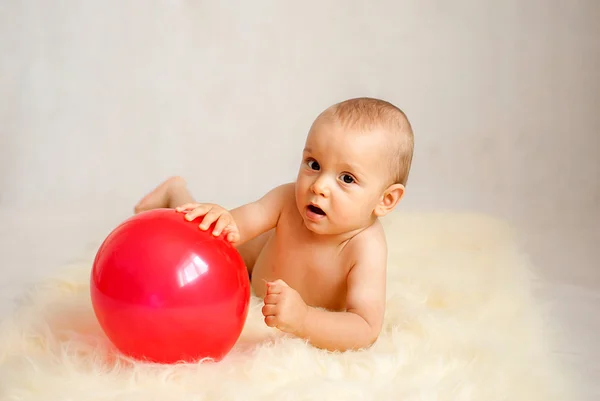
[1,1,598,227]
[0,2,599,395]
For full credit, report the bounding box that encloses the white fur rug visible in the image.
[0,212,571,400]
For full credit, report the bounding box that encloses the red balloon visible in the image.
[90,208,250,364]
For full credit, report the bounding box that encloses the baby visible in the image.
[134,97,414,352]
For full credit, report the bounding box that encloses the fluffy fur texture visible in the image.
[0,212,571,400]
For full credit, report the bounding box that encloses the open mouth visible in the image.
[308,204,326,216]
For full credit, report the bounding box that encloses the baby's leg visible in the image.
[134,176,194,213]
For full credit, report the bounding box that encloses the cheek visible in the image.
[295,173,311,193]
[336,189,374,213]
[333,189,357,210]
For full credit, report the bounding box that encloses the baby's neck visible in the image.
[305,219,377,247]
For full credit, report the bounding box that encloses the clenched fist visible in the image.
[262,279,308,334]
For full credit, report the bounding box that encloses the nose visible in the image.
[310,175,330,197]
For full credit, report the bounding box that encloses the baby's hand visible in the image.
[176,203,240,243]
[262,279,308,334]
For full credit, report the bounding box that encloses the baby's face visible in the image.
[294,117,391,236]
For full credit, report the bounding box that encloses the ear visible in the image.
[374,183,405,217]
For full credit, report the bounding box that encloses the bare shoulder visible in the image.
[254,182,296,214]
[266,181,298,215]
[345,219,388,268]
[259,181,295,202]
[232,182,297,244]
[278,182,297,200]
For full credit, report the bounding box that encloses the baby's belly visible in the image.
[250,245,347,311]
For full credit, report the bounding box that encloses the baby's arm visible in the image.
[293,234,387,351]
[178,183,292,245]
[228,183,291,245]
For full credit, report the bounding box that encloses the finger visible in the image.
[261,304,277,317]
[266,279,289,293]
[271,279,288,287]
[212,216,232,236]
[266,282,283,295]
[199,209,221,230]
[226,230,240,243]
[183,205,211,221]
[176,203,201,213]
[264,316,278,328]
[263,294,278,305]
[227,225,240,242]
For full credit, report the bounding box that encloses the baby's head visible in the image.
[295,97,414,236]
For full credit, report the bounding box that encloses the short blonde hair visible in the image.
[323,97,414,186]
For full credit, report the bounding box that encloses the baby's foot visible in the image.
[134,176,187,214]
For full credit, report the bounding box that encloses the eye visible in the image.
[341,174,355,184]
[307,159,320,171]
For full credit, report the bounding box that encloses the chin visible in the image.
[300,217,335,235]
[303,219,348,236]
[302,218,327,234]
